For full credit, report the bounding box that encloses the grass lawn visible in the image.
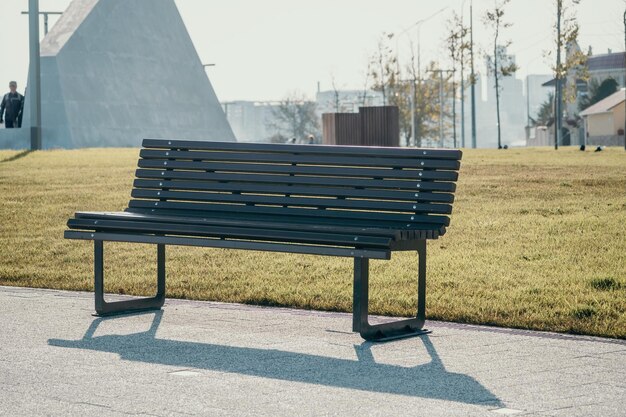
[0,146,625,338]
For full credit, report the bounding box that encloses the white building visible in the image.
[315,90,383,115]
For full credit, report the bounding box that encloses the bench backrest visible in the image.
[128,139,462,231]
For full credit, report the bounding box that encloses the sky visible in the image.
[0,0,624,102]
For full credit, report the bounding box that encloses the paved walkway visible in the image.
[0,286,624,416]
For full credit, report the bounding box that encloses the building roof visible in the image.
[541,51,625,87]
[587,52,626,72]
[542,78,586,87]
[579,89,625,116]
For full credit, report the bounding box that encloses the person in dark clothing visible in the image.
[0,81,25,128]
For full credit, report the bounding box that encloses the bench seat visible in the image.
[66,210,447,258]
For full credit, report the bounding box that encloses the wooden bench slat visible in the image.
[132,179,455,203]
[134,169,457,192]
[67,218,393,248]
[74,211,409,238]
[139,149,461,170]
[122,208,449,231]
[65,230,391,260]
[137,159,459,179]
[130,189,453,215]
[142,139,463,160]
[127,200,451,225]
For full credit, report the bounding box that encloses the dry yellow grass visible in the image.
[0,146,625,338]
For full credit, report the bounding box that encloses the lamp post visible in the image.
[21,10,62,35]
[554,1,562,150]
[460,0,469,148]
[27,0,42,150]
[470,0,477,149]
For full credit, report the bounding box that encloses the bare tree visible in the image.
[413,60,453,147]
[445,11,471,148]
[365,32,451,146]
[269,92,320,143]
[330,73,341,112]
[369,32,398,105]
[483,0,518,149]
[361,61,372,107]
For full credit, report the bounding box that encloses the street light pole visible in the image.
[460,0,469,148]
[554,1,562,150]
[526,76,531,127]
[461,53,465,148]
[28,0,42,150]
[21,11,62,35]
[470,0,477,149]
[410,80,416,146]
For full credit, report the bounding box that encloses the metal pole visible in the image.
[21,11,62,35]
[439,71,444,147]
[461,53,465,148]
[623,10,626,151]
[410,80,416,147]
[460,0,467,148]
[452,71,456,148]
[526,76,531,127]
[417,28,422,84]
[28,0,42,150]
[470,1,477,149]
[416,27,422,147]
[555,1,562,150]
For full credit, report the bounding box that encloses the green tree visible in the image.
[579,78,618,111]
[546,0,587,148]
[483,0,519,149]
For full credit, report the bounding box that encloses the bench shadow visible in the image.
[48,311,502,407]
[0,149,34,163]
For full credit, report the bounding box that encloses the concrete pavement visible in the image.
[0,285,624,416]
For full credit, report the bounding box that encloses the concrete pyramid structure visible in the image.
[18,0,234,148]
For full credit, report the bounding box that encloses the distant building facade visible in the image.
[461,48,526,148]
[587,50,626,87]
[525,74,553,125]
[315,90,383,115]
[535,46,626,147]
[224,90,384,143]
[221,101,281,142]
[580,89,625,146]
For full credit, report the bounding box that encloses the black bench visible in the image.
[65,139,462,341]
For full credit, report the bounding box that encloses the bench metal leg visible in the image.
[352,240,430,341]
[93,241,166,316]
